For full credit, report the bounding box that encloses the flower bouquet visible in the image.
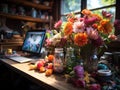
[44,9,119,89]
[45,9,117,68]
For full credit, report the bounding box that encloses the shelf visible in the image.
[0,41,23,47]
[7,0,51,10]
[0,38,23,45]
[0,13,49,23]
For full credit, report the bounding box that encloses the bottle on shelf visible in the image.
[31,8,37,18]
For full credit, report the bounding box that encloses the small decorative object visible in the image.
[6,48,13,54]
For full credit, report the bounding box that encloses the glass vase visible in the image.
[83,50,98,73]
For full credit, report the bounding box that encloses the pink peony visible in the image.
[73,21,85,33]
[54,20,62,29]
[86,27,99,40]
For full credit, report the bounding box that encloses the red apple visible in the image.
[47,63,53,69]
[36,60,45,69]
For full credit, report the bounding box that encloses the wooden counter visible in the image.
[0,58,84,90]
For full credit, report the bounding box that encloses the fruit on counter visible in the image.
[36,60,45,69]
[45,69,53,76]
[39,66,46,73]
[46,63,53,69]
[29,64,37,70]
[48,54,54,62]
[28,57,54,76]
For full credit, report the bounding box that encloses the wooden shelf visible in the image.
[7,0,51,10]
[0,42,23,46]
[0,13,49,23]
[0,41,23,47]
[0,38,23,45]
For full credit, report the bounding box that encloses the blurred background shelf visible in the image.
[0,13,50,23]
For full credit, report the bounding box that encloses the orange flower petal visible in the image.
[63,22,73,36]
[98,19,113,34]
[81,9,92,16]
[74,33,88,47]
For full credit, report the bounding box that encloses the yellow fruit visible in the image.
[29,64,37,70]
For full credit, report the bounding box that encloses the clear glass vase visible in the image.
[80,44,98,73]
[82,50,98,73]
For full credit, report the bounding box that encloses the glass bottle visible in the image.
[31,8,37,18]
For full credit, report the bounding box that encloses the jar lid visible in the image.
[97,70,112,76]
[55,48,63,53]
[104,52,112,55]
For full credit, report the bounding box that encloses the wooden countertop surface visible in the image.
[0,58,85,90]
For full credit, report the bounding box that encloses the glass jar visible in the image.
[83,50,98,73]
[65,47,76,74]
[53,48,64,73]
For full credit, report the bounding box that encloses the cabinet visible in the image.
[0,0,53,52]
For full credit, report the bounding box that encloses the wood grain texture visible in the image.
[0,58,85,90]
